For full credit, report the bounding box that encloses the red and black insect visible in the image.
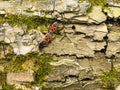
[43,32,52,43]
[39,21,58,50]
[48,21,58,33]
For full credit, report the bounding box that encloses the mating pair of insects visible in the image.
[39,21,59,50]
[39,21,76,50]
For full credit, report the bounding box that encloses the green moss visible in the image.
[99,55,120,89]
[80,0,107,6]
[79,0,107,12]
[38,25,48,32]
[0,15,5,24]
[1,0,45,1]
[0,14,55,32]
[99,69,120,89]
[80,0,120,12]
[25,10,35,13]
[3,52,54,85]
[5,53,34,71]
[0,41,13,60]
[0,41,8,46]
[33,54,54,85]
[5,54,27,72]
[30,0,45,1]
[5,14,51,29]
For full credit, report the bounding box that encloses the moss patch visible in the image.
[99,56,120,89]
[0,41,13,60]
[100,69,120,90]
[33,54,54,85]
[0,14,55,32]
[0,52,55,89]
[80,0,120,12]
[5,14,55,30]
[38,25,48,32]
[0,0,45,1]
[80,0,107,13]
[5,54,27,72]
[1,52,55,86]
[80,0,107,6]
